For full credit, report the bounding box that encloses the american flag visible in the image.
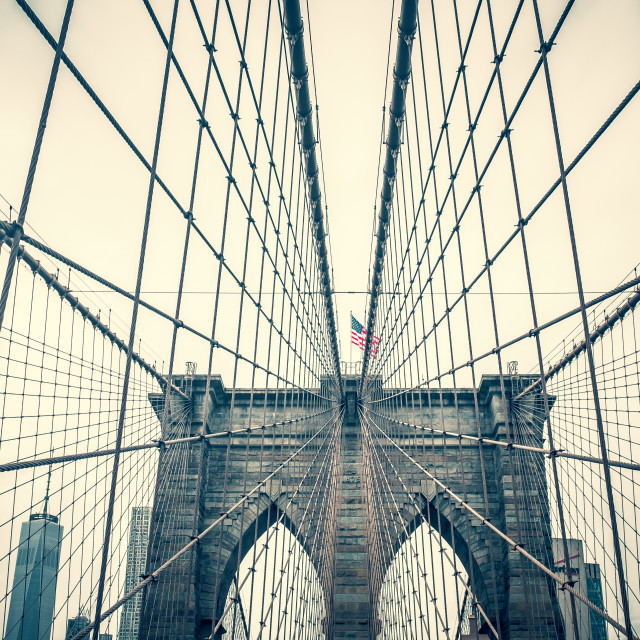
[351,314,380,358]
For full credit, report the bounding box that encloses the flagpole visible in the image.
[349,310,352,370]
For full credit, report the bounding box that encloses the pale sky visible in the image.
[1,0,638,382]
[0,1,639,638]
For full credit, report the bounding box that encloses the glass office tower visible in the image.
[4,512,63,640]
[118,507,150,640]
[585,563,607,640]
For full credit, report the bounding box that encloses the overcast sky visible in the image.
[0,0,639,638]
[1,0,638,384]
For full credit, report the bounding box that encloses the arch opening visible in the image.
[220,521,326,639]
[377,520,476,639]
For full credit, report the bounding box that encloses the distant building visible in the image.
[4,512,63,640]
[64,614,112,640]
[585,563,607,640]
[65,614,90,640]
[553,538,606,640]
[118,506,150,640]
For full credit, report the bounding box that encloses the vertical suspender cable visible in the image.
[0,0,75,331]
[361,0,418,391]
[283,0,343,398]
[91,2,180,637]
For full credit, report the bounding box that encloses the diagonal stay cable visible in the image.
[371,75,640,386]
[362,405,638,639]
[69,407,341,640]
[364,273,640,404]
[281,0,343,393]
[0,231,188,401]
[147,0,336,381]
[14,0,337,387]
[361,0,418,387]
[0,229,334,404]
[0,0,76,331]
[0,408,336,472]
[367,407,640,472]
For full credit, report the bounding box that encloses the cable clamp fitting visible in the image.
[393,67,411,91]
[285,23,304,47]
[8,220,24,238]
[291,69,309,90]
[140,573,158,582]
[397,22,416,47]
[536,41,554,54]
[297,106,313,126]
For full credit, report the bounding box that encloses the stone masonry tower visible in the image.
[333,375,370,637]
[140,374,563,639]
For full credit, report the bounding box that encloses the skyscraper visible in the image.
[553,538,591,640]
[4,512,63,640]
[65,613,90,640]
[118,507,150,640]
[553,538,607,640]
[585,563,607,640]
[65,613,112,640]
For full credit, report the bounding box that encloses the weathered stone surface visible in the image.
[140,374,562,640]
[334,375,370,638]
